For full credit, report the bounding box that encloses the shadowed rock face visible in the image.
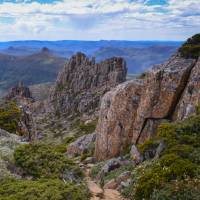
[95,52,199,161]
[50,52,127,118]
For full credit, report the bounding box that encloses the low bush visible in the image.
[78,121,97,134]
[179,33,200,59]
[0,100,21,133]
[14,143,82,179]
[0,178,90,200]
[137,139,159,159]
[54,136,76,153]
[151,179,200,200]
[103,164,134,184]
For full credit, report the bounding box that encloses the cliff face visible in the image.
[50,52,127,118]
[95,34,200,161]
[95,79,144,160]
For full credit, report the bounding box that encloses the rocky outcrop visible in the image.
[174,57,200,120]
[95,80,144,160]
[67,133,96,156]
[130,145,143,164]
[5,81,33,103]
[4,82,36,141]
[95,51,199,160]
[50,52,127,118]
[17,106,36,141]
[132,54,196,144]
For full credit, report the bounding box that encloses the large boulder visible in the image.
[67,133,96,156]
[132,54,196,144]
[95,80,144,160]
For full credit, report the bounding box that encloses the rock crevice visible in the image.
[95,52,199,160]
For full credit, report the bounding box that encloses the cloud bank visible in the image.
[0,0,199,41]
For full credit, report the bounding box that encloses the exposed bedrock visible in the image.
[95,53,199,161]
[95,80,144,161]
[50,52,127,118]
[174,57,200,120]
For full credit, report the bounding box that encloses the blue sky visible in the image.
[0,0,199,41]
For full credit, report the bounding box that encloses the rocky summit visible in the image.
[5,81,33,102]
[95,34,200,161]
[50,52,127,119]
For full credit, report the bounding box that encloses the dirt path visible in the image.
[84,164,127,200]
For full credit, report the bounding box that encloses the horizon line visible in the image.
[0,39,184,43]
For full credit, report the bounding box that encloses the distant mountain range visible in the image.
[0,48,65,96]
[0,40,183,95]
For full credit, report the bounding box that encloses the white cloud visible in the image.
[0,0,199,41]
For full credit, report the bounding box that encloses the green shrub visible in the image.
[103,164,134,184]
[0,100,21,133]
[139,72,147,79]
[0,178,90,200]
[14,143,82,179]
[179,33,200,59]
[121,160,155,200]
[54,136,76,153]
[76,120,97,135]
[56,83,65,92]
[137,139,159,159]
[90,162,104,179]
[151,179,200,200]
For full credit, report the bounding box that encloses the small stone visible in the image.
[130,145,143,164]
[155,141,166,158]
[120,179,132,188]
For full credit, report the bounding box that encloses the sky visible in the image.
[0,0,199,41]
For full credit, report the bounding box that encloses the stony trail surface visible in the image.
[83,163,127,200]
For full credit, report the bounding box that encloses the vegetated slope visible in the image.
[122,112,200,200]
[0,49,66,93]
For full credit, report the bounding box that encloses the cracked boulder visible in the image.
[132,54,196,144]
[174,57,200,120]
[95,53,197,161]
[95,80,144,161]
